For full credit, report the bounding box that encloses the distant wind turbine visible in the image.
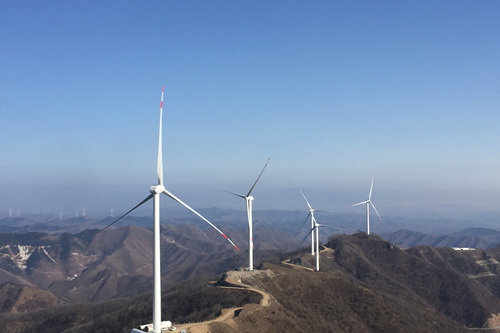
[300,189,324,255]
[352,177,381,235]
[301,216,344,271]
[100,86,239,333]
[222,158,270,271]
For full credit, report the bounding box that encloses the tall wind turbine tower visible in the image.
[352,177,381,235]
[300,189,322,255]
[9,208,13,217]
[302,218,343,271]
[223,158,270,271]
[100,86,239,333]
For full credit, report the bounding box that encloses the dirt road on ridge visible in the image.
[174,269,274,333]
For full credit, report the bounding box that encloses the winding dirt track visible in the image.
[281,247,334,272]
[281,259,314,271]
[174,270,273,333]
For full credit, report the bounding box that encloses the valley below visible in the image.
[2,213,500,332]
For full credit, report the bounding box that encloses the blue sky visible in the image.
[1,1,499,219]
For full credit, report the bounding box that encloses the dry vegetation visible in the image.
[0,276,260,333]
[4,232,500,332]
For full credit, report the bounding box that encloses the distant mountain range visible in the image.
[2,207,500,236]
[381,227,500,249]
[5,232,500,332]
[2,207,500,331]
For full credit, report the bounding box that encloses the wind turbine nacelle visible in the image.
[139,321,172,332]
[150,184,165,194]
[247,195,254,201]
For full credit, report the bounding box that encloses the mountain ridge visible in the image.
[381,227,500,249]
[6,232,500,332]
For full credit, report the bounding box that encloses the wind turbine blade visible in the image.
[317,224,346,231]
[300,212,312,229]
[157,86,165,186]
[217,189,246,199]
[301,227,315,243]
[368,177,374,200]
[97,194,154,233]
[370,201,382,221]
[300,188,313,211]
[246,157,270,197]
[163,189,240,251]
[352,200,368,207]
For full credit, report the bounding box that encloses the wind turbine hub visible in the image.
[150,185,165,194]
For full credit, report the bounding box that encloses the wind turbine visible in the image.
[300,189,323,255]
[302,217,344,271]
[222,158,270,271]
[100,86,239,333]
[352,177,381,235]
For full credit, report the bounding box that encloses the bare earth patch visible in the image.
[175,269,275,333]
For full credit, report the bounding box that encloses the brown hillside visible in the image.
[5,232,500,332]
[222,263,467,333]
[0,283,59,314]
[327,233,500,327]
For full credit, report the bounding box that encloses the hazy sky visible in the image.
[1,1,499,219]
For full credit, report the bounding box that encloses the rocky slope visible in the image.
[0,224,298,307]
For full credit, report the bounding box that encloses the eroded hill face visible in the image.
[4,232,500,332]
[0,224,297,308]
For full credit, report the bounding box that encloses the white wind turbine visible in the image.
[302,217,344,271]
[222,158,270,271]
[352,177,381,235]
[300,189,323,255]
[100,86,239,333]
